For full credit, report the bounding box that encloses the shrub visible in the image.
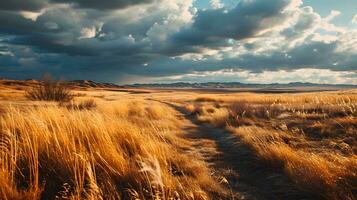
[26,75,73,102]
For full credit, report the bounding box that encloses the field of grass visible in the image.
[0,88,224,199]
[187,92,357,200]
[0,82,356,200]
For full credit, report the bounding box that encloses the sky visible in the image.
[0,0,356,84]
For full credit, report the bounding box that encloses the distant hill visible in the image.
[1,79,356,92]
[128,82,356,89]
[69,80,120,88]
[0,79,122,90]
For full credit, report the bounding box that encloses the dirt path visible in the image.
[162,101,315,200]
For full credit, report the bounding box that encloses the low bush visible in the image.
[26,75,73,102]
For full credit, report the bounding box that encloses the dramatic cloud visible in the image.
[52,0,157,10]
[0,0,156,11]
[172,0,297,48]
[0,0,356,83]
[0,0,47,11]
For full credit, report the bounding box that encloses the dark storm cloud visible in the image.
[228,40,356,71]
[236,40,357,71]
[0,0,297,62]
[226,41,340,71]
[0,0,156,11]
[0,0,47,11]
[171,0,291,48]
[0,11,49,35]
[0,54,20,68]
[0,0,355,83]
[0,0,165,81]
[0,10,83,55]
[0,1,159,56]
[52,0,156,10]
[131,39,356,78]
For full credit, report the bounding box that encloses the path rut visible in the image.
[164,101,315,200]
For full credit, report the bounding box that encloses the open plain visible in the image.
[0,80,356,200]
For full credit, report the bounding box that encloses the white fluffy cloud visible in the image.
[79,27,97,39]
[210,0,224,9]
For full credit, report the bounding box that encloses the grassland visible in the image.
[187,92,357,200]
[0,81,356,200]
[0,85,224,200]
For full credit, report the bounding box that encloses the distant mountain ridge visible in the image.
[1,79,356,90]
[69,80,120,88]
[0,79,122,89]
[129,82,356,88]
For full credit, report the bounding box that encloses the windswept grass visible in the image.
[0,100,224,200]
[229,126,356,200]
[61,99,97,110]
[189,92,357,200]
[1,83,356,200]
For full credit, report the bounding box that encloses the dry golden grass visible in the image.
[61,99,98,110]
[229,126,356,200]
[1,81,357,200]
[189,92,357,200]
[0,97,224,200]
